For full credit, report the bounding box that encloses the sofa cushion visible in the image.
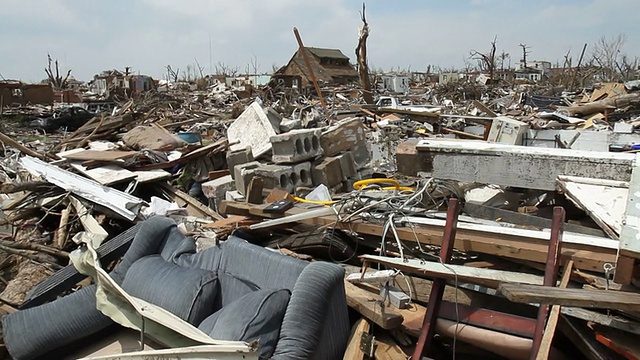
[122,255,218,325]
[198,288,291,359]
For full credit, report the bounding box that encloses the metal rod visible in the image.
[293,27,327,110]
[412,198,460,358]
[530,206,564,359]
[140,315,145,351]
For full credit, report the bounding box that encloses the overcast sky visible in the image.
[1,0,638,82]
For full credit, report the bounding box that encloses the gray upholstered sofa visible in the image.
[3,216,350,359]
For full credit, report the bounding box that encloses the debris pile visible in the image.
[1,64,640,359]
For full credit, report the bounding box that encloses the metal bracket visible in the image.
[360,332,376,357]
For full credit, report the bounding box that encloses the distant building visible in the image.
[378,75,409,94]
[0,80,53,106]
[88,69,154,99]
[439,72,460,85]
[515,60,551,82]
[272,47,359,88]
[226,74,271,88]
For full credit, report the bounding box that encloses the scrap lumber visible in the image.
[220,200,617,272]
[0,181,52,194]
[360,255,544,289]
[342,318,371,360]
[131,138,229,171]
[535,260,574,360]
[159,183,223,220]
[19,156,144,221]
[61,150,136,162]
[373,333,409,360]
[499,284,640,312]
[0,132,55,161]
[343,280,404,330]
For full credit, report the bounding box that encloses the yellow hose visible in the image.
[353,178,400,190]
[293,196,337,205]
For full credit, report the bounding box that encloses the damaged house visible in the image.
[0,80,53,106]
[272,47,359,89]
[88,69,155,99]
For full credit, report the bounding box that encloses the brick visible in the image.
[312,157,343,187]
[320,117,367,157]
[226,146,253,179]
[234,161,261,195]
[201,175,235,212]
[335,151,357,180]
[270,129,323,164]
[255,164,296,193]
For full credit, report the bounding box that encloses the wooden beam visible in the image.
[220,200,617,272]
[499,284,640,312]
[344,280,404,330]
[374,333,409,360]
[535,260,574,360]
[361,255,544,289]
[342,318,370,360]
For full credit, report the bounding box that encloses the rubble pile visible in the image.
[1,64,640,359]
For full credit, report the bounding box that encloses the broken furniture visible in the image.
[3,216,350,360]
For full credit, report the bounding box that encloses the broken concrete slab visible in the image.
[312,157,343,188]
[416,139,635,191]
[233,161,261,195]
[270,129,323,164]
[226,146,253,180]
[320,118,367,157]
[201,175,235,212]
[227,101,279,158]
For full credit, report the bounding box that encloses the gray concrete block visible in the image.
[312,157,343,187]
[335,151,357,180]
[320,117,367,156]
[234,161,261,195]
[226,146,253,180]
[270,129,323,164]
[255,164,296,193]
[292,162,313,188]
[201,175,235,212]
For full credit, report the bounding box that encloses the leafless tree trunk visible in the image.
[470,36,498,80]
[355,3,373,104]
[44,54,72,90]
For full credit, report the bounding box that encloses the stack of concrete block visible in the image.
[223,115,373,200]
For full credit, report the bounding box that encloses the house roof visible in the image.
[306,47,350,60]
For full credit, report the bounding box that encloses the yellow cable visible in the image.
[293,196,337,205]
[353,178,400,190]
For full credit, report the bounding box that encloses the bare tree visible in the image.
[592,34,627,81]
[470,36,498,80]
[166,65,180,82]
[518,43,531,69]
[355,3,373,104]
[194,58,206,79]
[215,62,239,77]
[44,54,72,90]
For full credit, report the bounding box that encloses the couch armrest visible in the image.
[272,262,349,360]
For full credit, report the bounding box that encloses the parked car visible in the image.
[29,106,95,132]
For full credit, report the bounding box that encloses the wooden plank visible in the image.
[342,318,370,360]
[373,333,409,360]
[220,200,617,273]
[343,280,404,330]
[473,99,497,117]
[535,260,574,360]
[361,255,544,289]
[463,202,606,238]
[62,150,136,162]
[208,169,230,181]
[245,177,264,205]
[159,183,223,220]
[499,284,640,312]
[614,256,638,285]
[132,169,172,183]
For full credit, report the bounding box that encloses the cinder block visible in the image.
[234,161,261,195]
[312,157,343,188]
[255,164,296,193]
[320,118,367,157]
[351,141,372,169]
[270,129,323,164]
[292,162,313,188]
[201,175,235,212]
[335,151,357,180]
[226,146,253,180]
